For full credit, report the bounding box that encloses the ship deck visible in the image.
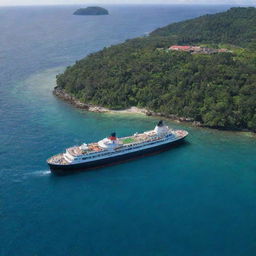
[48,154,69,165]
[67,130,162,156]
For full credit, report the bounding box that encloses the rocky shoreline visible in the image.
[53,87,108,112]
[53,88,256,134]
[53,87,203,126]
[53,87,256,134]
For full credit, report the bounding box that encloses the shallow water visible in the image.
[1,5,256,256]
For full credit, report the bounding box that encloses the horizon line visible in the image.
[0,3,254,7]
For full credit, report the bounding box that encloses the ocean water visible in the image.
[0,5,256,256]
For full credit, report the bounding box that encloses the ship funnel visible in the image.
[157,120,164,127]
[155,120,168,136]
[109,132,117,141]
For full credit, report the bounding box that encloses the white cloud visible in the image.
[0,0,255,6]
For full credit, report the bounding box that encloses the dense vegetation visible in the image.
[151,7,256,50]
[57,7,256,131]
[73,6,109,16]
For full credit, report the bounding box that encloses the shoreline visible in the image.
[53,87,148,115]
[53,87,255,134]
[53,87,200,123]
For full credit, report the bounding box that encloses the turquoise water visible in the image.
[1,5,256,256]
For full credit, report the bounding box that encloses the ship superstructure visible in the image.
[47,121,188,174]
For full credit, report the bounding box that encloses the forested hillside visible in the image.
[151,7,256,49]
[56,7,256,131]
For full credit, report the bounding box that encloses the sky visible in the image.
[0,0,255,6]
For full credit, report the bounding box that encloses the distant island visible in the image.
[73,6,109,16]
[56,7,256,132]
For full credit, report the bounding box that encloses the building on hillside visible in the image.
[169,45,191,51]
[218,48,229,53]
[169,45,229,54]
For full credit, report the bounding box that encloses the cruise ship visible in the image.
[47,121,188,174]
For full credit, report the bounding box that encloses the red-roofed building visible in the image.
[168,45,230,54]
[169,45,191,51]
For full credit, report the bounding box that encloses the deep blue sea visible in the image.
[0,5,256,256]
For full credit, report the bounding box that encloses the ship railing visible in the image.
[72,132,177,161]
[119,134,173,147]
[48,154,69,165]
[78,135,175,161]
[115,136,172,152]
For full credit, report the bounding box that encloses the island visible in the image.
[73,6,109,16]
[56,7,256,132]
